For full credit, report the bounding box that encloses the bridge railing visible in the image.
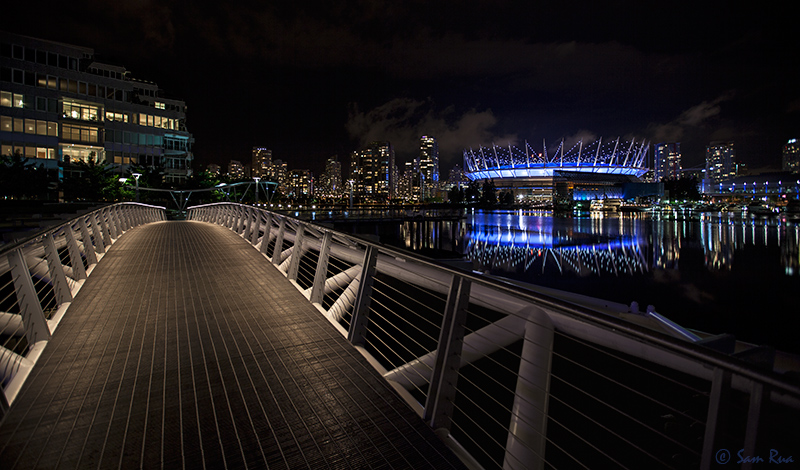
[0,203,165,412]
[188,202,800,470]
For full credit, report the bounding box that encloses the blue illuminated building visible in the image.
[463,138,651,204]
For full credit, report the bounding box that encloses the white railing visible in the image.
[190,202,797,469]
[0,203,166,412]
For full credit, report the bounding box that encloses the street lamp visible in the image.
[254,177,261,204]
[132,172,142,202]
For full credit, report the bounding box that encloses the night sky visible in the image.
[6,1,799,176]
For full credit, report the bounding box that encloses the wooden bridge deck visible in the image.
[0,221,465,469]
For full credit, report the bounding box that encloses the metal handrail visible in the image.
[200,202,799,468]
[0,203,166,413]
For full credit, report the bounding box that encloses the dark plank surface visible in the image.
[0,221,465,469]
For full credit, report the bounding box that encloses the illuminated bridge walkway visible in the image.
[2,202,800,470]
[0,220,465,469]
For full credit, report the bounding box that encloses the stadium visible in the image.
[463,138,652,206]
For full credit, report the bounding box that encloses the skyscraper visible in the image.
[251,147,272,178]
[227,160,245,180]
[419,135,439,184]
[350,141,395,200]
[705,141,736,190]
[783,139,800,173]
[653,142,682,181]
[318,155,342,197]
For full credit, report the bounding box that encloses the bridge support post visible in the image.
[272,218,286,265]
[701,367,732,469]
[64,225,87,280]
[6,249,51,345]
[260,213,273,255]
[97,210,112,248]
[424,274,471,432]
[310,231,333,304]
[503,307,553,470]
[347,245,378,346]
[250,209,261,246]
[287,225,305,281]
[78,218,98,265]
[89,214,106,254]
[43,233,72,305]
[243,207,254,241]
[107,208,118,240]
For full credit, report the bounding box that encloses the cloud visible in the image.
[647,94,732,142]
[346,98,517,168]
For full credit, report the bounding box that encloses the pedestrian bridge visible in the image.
[1,202,798,469]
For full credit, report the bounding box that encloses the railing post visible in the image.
[287,225,305,281]
[89,213,106,254]
[310,231,333,304]
[504,307,554,470]
[235,205,245,234]
[122,205,130,227]
[6,248,51,344]
[742,381,769,470]
[98,209,112,247]
[225,205,234,228]
[78,218,98,265]
[701,367,732,469]
[64,224,87,280]
[272,218,286,265]
[347,245,378,346]
[250,209,261,246]
[43,233,72,305]
[260,213,273,255]
[424,274,471,432]
[243,206,254,241]
[106,207,118,240]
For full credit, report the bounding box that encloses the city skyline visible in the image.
[3,2,798,177]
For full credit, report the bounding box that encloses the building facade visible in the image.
[349,141,395,201]
[419,135,439,194]
[287,169,313,199]
[227,159,245,180]
[317,155,342,198]
[0,32,194,185]
[783,138,800,173]
[705,141,736,188]
[251,147,272,178]
[653,142,682,181]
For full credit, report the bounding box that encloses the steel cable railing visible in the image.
[0,203,166,412]
[187,202,800,470]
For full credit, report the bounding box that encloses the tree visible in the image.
[0,151,52,200]
[61,153,119,201]
[465,181,481,204]
[480,180,497,205]
[447,186,465,204]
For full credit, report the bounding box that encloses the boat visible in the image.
[590,198,622,212]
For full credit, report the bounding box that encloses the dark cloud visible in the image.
[4,1,799,174]
[346,98,516,168]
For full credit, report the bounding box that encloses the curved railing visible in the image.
[0,203,166,412]
[192,202,800,469]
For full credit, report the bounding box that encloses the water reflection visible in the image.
[384,210,800,351]
[399,210,800,277]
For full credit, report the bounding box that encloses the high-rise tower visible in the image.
[251,147,272,178]
[705,141,736,186]
[653,142,682,181]
[783,139,800,173]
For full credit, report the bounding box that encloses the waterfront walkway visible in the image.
[0,221,465,469]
